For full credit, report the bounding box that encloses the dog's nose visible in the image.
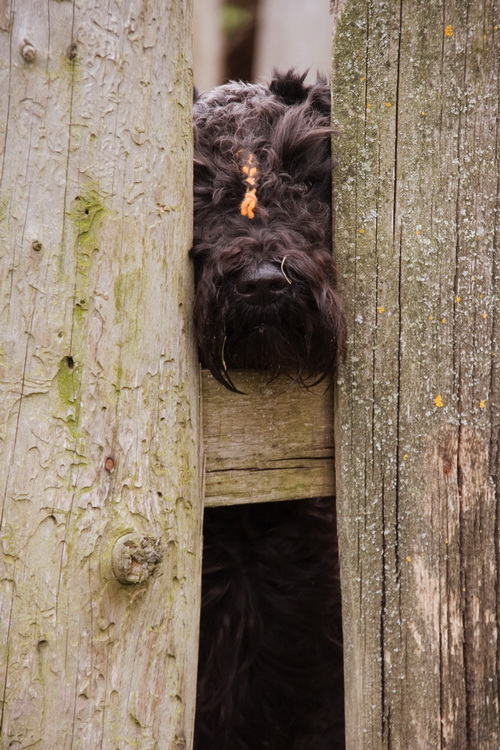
[235,263,289,305]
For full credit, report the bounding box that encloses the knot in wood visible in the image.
[112,533,163,585]
[442,458,453,475]
[21,42,36,62]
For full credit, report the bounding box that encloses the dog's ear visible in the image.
[270,69,330,117]
[308,76,331,117]
[269,69,309,105]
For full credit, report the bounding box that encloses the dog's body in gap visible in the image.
[191,70,346,750]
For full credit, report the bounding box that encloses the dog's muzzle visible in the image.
[234,262,290,306]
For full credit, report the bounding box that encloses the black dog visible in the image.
[191,71,346,750]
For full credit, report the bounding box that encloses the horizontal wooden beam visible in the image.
[202,370,335,506]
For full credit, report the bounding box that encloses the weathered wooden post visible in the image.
[0,1,201,747]
[332,0,499,747]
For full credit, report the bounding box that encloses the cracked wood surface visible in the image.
[332,1,500,748]
[202,370,335,506]
[0,2,201,748]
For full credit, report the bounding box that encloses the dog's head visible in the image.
[190,70,346,392]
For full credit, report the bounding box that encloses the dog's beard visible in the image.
[193,272,343,392]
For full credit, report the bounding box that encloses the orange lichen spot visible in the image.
[367,103,372,109]
[445,25,453,37]
[415,229,421,235]
[482,312,488,319]
[428,315,434,320]
[377,306,385,314]
[358,227,365,234]
[441,317,447,324]
[455,296,461,303]
[385,101,392,107]
[406,556,412,563]
[403,453,409,461]
[421,111,427,116]
[434,394,444,408]
[479,400,486,409]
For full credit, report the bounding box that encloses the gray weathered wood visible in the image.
[0,2,201,748]
[202,370,335,506]
[332,1,499,748]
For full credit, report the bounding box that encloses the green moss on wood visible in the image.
[55,357,83,439]
[56,357,78,405]
[68,185,107,318]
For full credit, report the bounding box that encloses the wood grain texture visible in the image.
[332,1,499,748]
[0,2,201,748]
[202,370,335,506]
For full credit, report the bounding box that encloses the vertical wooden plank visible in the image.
[332,0,499,747]
[0,1,201,748]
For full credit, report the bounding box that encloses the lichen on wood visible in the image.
[332,1,499,748]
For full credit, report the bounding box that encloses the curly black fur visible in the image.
[192,71,345,750]
[191,69,346,392]
[195,499,344,750]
